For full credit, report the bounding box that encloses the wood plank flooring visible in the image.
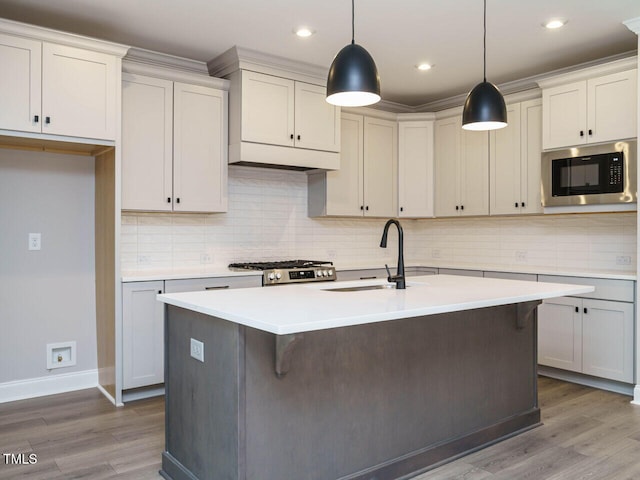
[0,377,639,479]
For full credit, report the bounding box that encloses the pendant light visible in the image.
[462,0,507,131]
[326,0,381,107]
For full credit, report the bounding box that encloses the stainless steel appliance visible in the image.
[228,260,336,286]
[541,140,637,207]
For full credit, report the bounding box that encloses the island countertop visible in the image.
[157,274,594,335]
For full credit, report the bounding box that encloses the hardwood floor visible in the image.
[0,377,639,479]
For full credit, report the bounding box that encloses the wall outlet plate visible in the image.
[190,338,204,362]
[46,341,76,369]
[28,233,41,251]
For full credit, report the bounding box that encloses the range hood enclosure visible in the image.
[209,48,340,171]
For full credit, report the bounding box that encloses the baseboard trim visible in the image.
[0,369,98,404]
[632,385,640,406]
[122,385,165,403]
[96,383,123,407]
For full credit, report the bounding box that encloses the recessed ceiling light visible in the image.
[294,27,315,38]
[544,19,567,29]
[416,63,433,71]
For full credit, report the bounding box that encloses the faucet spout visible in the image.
[379,219,406,289]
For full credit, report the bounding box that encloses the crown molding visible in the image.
[536,53,637,89]
[208,46,328,85]
[0,17,129,57]
[123,47,229,89]
[623,17,640,35]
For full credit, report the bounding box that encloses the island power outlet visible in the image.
[190,338,204,362]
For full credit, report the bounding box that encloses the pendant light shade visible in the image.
[326,0,380,107]
[462,0,507,131]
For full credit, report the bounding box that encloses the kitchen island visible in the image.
[157,274,593,480]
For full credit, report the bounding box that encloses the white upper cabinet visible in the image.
[0,31,122,141]
[307,112,397,217]
[398,120,434,218]
[542,69,637,150]
[0,33,41,133]
[434,116,488,217]
[294,81,341,152]
[490,99,542,215]
[122,73,228,213]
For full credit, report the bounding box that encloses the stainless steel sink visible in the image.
[324,284,399,292]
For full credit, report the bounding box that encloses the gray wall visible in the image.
[0,149,97,383]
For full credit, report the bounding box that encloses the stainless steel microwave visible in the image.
[541,141,637,207]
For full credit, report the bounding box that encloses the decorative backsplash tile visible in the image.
[122,165,637,275]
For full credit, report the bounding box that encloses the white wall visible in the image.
[122,165,636,276]
[0,149,97,385]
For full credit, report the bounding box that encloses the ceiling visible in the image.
[0,0,639,107]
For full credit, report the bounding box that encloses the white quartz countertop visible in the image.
[157,274,595,335]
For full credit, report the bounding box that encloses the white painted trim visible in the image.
[536,56,638,89]
[632,385,640,405]
[97,383,122,407]
[538,366,634,396]
[122,386,165,403]
[0,370,98,404]
[543,203,637,215]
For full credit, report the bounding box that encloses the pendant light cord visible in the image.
[483,0,487,82]
[351,0,355,44]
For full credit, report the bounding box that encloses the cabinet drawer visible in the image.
[538,275,634,302]
[165,275,261,293]
[337,268,389,281]
[484,271,537,282]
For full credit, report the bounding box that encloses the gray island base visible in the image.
[160,300,542,480]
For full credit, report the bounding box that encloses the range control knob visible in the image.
[322,270,328,277]
[328,269,334,276]
[268,273,276,281]
[317,270,324,277]
[275,272,282,280]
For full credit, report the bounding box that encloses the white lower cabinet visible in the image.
[538,294,634,383]
[122,281,165,389]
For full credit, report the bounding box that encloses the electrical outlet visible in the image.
[200,253,213,264]
[138,255,151,265]
[190,338,204,362]
[616,255,631,265]
[432,249,442,259]
[515,251,528,262]
[28,233,41,251]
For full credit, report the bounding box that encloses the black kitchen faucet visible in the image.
[380,219,406,289]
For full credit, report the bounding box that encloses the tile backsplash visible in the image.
[122,166,637,275]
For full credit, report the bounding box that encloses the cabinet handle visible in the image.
[167,197,171,203]
[588,129,593,136]
[400,206,404,212]
[579,130,584,137]
[521,202,525,207]
[176,198,180,204]
[360,205,364,210]
[297,134,301,140]
[205,285,230,290]
[45,116,51,125]
[460,205,464,211]
[365,206,369,211]
[515,202,518,208]
[456,205,459,210]
[158,290,162,294]
[575,306,579,313]
[584,307,588,314]
[359,276,377,280]
[34,115,39,123]
[290,134,294,139]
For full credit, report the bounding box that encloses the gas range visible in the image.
[228,260,337,286]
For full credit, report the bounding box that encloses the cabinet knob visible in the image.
[515,202,518,208]
[45,116,51,125]
[290,134,294,139]
[575,306,579,313]
[579,130,584,137]
[158,290,162,294]
[584,307,588,314]
[365,206,369,211]
[167,197,171,203]
[400,207,404,212]
[588,129,593,136]
[360,205,364,210]
[456,205,459,211]
[521,202,525,207]
[176,198,181,204]
[297,134,301,140]
[34,115,39,123]
[460,205,464,211]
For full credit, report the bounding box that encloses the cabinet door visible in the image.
[398,121,434,218]
[122,281,164,389]
[41,42,117,140]
[542,80,587,149]
[173,83,228,213]
[459,128,489,216]
[121,74,173,211]
[582,299,634,382]
[587,70,637,145]
[520,99,543,214]
[241,71,294,147]
[0,34,41,133]
[363,117,397,217]
[294,81,340,152]
[490,103,521,215]
[537,297,582,372]
[325,113,364,216]
[434,117,460,217]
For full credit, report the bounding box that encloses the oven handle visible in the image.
[205,285,230,290]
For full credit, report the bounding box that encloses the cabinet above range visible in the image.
[208,46,340,170]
